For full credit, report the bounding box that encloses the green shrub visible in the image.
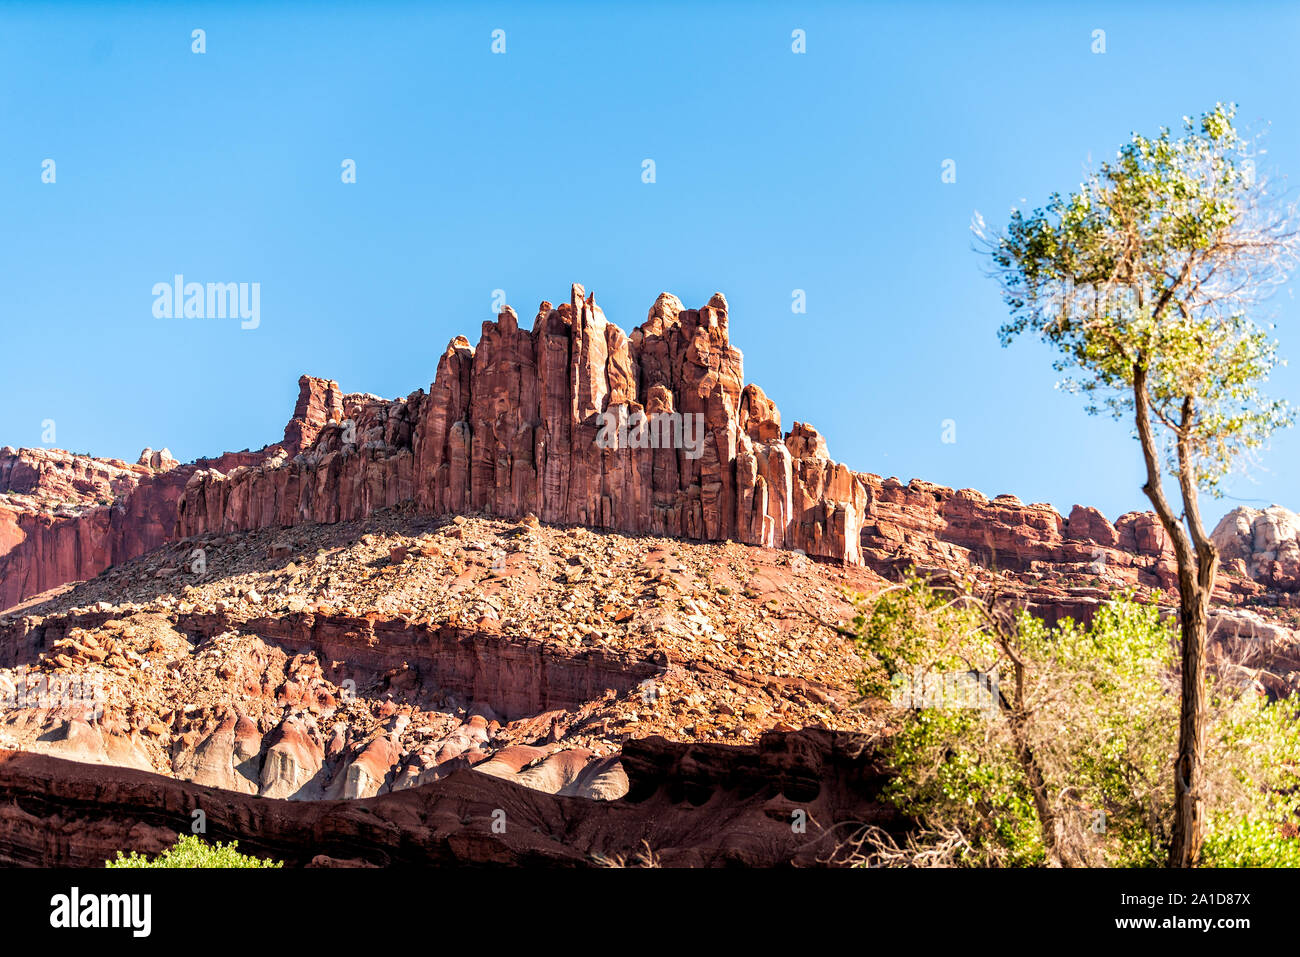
[850,575,1300,867]
[106,835,283,869]
[1202,818,1300,868]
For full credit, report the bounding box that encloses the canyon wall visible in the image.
[0,385,336,611]
[175,285,866,564]
[0,450,192,611]
[0,729,893,867]
[4,283,1299,613]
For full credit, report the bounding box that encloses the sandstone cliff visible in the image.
[0,376,347,612]
[175,285,866,565]
[0,448,192,611]
[4,284,1299,615]
[0,729,893,867]
[1212,505,1300,590]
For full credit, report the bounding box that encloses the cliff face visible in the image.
[4,284,1299,615]
[0,449,191,612]
[176,285,866,565]
[0,730,893,867]
[173,285,1283,605]
[1212,505,1300,590]
[3,284,1300,870]
[0,376,352,612]
[858,482,1180,589]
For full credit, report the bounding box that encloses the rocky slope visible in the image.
[2,282,1300,867]
[0,447,187,612]
[1,508,1297,866]
[0,512,881,800]
[6,285,1300,619]
[174,284,866,565]
[0,375,350,613]
[0,729,894,867]
[0,510,897,866]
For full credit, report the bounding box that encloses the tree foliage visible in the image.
[977,103,1297,490]
[106,835,283,869]
[976,103,1300,866]
[850,576,1300,867]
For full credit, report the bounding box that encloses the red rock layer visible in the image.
[176,285,867,563]
[0,376,350,612]
[172,608,668,721]
[0,445,199,612]
[0,471,188,611]
[0,729,894,867]
[858,479,1180,583]
[5,286,1296,613]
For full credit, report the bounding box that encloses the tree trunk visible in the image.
[1169,580,1208,867]
[1007,705,1066,866]
[1131,364,1212,867]
[989,618,1071,867]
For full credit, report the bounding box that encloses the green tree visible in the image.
[106,835,282,868]
[850,576,1300,868]
[977,104,1300,866]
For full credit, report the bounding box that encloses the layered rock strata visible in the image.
[0,376,345,611]
[175,285,866,565]
[0,729,893,867]
[5,285,1300,616]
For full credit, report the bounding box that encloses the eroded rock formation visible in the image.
[175,285,867,566]
[4,285,1300,869]
[0,448,195,611]
[0,729,894,867]
[4,285,1299,619]
[1213,505,1300,591]
[0,374,346,612]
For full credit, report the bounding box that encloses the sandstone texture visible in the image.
[0,447,192,612]
[0,374,342,613]
[3,283,1300,868]
[1212,505,1300,591]
[0,512,879,805]
[174,286,866,566]
[0,510,897,866]
[5,285,1297,620]
[0,729,893,867]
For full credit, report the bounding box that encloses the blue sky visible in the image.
[3,1,1299,525]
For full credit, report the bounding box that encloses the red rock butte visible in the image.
[174,283,866,562]
[2,283,1297,614]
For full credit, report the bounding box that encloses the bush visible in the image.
[106,835,283,869]
[1202,818,1300,868]
[849,574,1300,867]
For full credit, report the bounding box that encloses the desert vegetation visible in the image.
[106,835,282,869]
[848,574,1300,867]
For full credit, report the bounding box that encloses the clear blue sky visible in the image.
[3,1,1299,525]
